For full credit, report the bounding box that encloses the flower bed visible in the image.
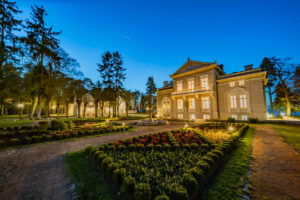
[85,124,249,200]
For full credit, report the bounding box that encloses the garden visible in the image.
[83,123,249,200]
[0,118,132,149]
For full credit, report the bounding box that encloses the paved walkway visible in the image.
[250,126,300,200]
[0,123,185,200]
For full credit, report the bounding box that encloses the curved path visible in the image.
[0,123,185,200]
[250,126,300,200]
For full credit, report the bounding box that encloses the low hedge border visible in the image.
[85,124,249,200]
[0,125,132,149]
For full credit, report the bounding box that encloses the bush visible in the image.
[9,138,20,146]
[122,176,136,195]
[70,132,78,138]
[136,144,144,151]
[65,120,74,129]
[191,143,199,149]
[154,194,170,200]
[32,135,42,143]
[167,183,188,200]
[101,157,113,171]
[117,145,126,151]
[227,117,236,123]
[96,154,108,166]
[51,120,68,131]
[181,173,198,197]
[196,160,210,173]
[113,168,126,185]
[155,144,162,150]
[85,145,93,155]
[183,144,191,150]
[189,167,204,184]
[128,144,137,151]
[0,140,5,148]
[248,117,259,123]
[106,162,119,176]
[38,121,48,130]
[202,156,215,167]
[24,136,32,144]
[146,144,154,150]
[133,183,151,200]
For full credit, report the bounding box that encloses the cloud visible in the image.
[120,34,131,39]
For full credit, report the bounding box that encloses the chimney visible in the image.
[219,64,224,71]
[187,57,190,62]
[244,64,253,71]
[163,81,169,87]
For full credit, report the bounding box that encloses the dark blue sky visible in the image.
[17,0,300,93]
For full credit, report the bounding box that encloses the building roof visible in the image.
[171,59,216,77]
[217,68,263,80]
[157,85,173,92]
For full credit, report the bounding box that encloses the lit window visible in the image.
[230,95,237,108]
[201,78,208,89]
[188,80,194,92]
[230,81,235,87]
[190,114,196,120]
[177,82,182,92]
[203,114,210,120]
[189,98,195,110]
[242,115,248,120]
[178,114,183,119]
[202,97,210,109]
[239,80,244,85]
[240,95,247,108]
[232,114,237,120]
[177,99,183,109]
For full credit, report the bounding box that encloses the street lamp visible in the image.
[16,103,24,119]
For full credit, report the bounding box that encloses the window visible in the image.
[232,114,237,120]
[240,95,247,108]
[188,79,194,92]
[201,77,208,89]
[242,115,248,120]
[177,82,182,92]
[230,81,235,87]
[230,95,237,108]
[203,114,210,120]
[177,99,183,109]
[189,98,195,110]
[178,114,183,119]
[202,97,210,109]
[190,114,196,120]
[239,80,244,85]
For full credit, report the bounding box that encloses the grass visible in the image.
[203,126,255,200]
[269,124,300,153]
[64,150,120,200]
[0,119,32,128]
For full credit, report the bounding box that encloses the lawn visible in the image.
[0,119,32,128]
[270,124,300,153]
[203,126,255,200]
[64,150,120,200]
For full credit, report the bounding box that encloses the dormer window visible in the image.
[239,80,244,85]
[230,81,235,87]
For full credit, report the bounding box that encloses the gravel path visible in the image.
[0,123,185,200]
[250,126,300,200]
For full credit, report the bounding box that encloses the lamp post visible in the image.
[17,103,24,119]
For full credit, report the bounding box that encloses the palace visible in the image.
[157,58,268,121]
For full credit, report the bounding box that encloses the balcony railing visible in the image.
[172,87,212,95]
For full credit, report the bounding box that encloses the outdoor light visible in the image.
[17,103,23,108]
[228,126,235,131]
[106,119,109,123]
[122,123,125,126]
[51,105,56,110]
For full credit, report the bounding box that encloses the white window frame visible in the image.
[201,77,208,89]
[177,99,183,109]
[232,114,237,120]
[239,80,244,85]
[202,97,210,109]
[177,81,183,92]
[230,81,235,87]
[242,115,248,120]
[178,114,183,119]
[188,98,195,110]
[188,79,194,92]
[230,95,237,108]
[203,114,210,120]
[240,95,247,108]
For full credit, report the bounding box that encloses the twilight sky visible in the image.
[17,0,300,93]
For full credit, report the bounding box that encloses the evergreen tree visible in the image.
[145,76,157,120]
[132,90,141,111]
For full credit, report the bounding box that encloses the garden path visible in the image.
[250,126,300,200]
[0,123,185,200]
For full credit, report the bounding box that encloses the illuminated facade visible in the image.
[157,58,268,121]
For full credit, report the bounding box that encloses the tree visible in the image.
[24,5,61,119]
[132,90,140,111]
[90,81,104,118]
[260,57,275,116]
[145,76,157,120]
[269,57,297,116]
[122,90,133,117]
[74,79,88,118]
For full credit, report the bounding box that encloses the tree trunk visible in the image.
[37,95,41,119]
[77,101,81,118]
[126,105,128,117]
[95,101,98,118]
[284,91,291,117]
[267,86,274,116]
[100,102,104,117]
[66,103,69,118]
[108,101,111,118]
[0,104,3,116]
[149,104,152,121]
[83,103,87,118]
[30,97,38,119]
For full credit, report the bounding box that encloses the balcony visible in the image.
[172,87,212,96]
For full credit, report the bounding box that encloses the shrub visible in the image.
[133,183,151,200]
[89,147,97,157]
[136,144,144,151]
[128,144,136,151]
[118,145,126,151]
[9,138,20,146]
[51,120,68,131]
[183,144,191,150]
[146,144,154,150]
[107,145,116,151]
[202,156,215,167]
[189,167,204,184]
[0,140,5,147]
[155,144,162,150]
[248,117,259,123]
[70,132,78,137]
[106,162,119,176]
[24,136,32,144]
[181,173,198,197]
[122,176,136,196]
[113,168,126,185]
[32,135,42,143]
[101,157,113,170]
[96,154,108,166]
[38,121,48,130]
[196,160,210,173]
[85,145,93,155]
[64,134,71,139]
[227,117,236,123]
[191,143,199,149]
[167,183,188,200]
[65,120,74,129]
[154,194,170,200]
